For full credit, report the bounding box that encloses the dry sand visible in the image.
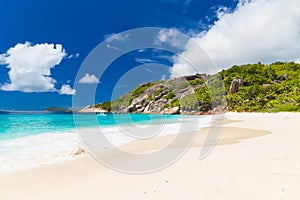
[1,112,300,200]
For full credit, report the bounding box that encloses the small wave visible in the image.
[0,115,214,173]
[0,131,82,173]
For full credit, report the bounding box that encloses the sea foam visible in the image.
[0,115,215,173]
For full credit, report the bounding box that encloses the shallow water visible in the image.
[0,113,211,173]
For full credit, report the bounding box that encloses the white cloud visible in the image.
[161,74,167,80]
[155,28,188,49]
[105,33,130,43]
[105,33,130,50]
[78,73,99,84]
[59,84,76,95]
[171,0,300,77]
[0,42,67,92]
[135,58,158,64]
[106,44,120,51]
[68,53,80,59]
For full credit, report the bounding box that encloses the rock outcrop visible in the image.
[120,74,210,114]
[79,105,108,113]
[92,62,300,114]
[281,74,288,80]
[229,77,244,93]
[164,106,180,115]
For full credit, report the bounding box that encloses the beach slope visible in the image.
[1,112,300,199]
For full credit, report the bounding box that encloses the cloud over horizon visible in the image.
[170,0,300,77]
[59,84,76,95]
[0,42,75,95]
[78,73,100,84]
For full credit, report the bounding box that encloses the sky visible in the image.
[0,0,299,110]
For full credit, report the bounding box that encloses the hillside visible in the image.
[95,62,300,114]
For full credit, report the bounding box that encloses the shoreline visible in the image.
[0,114,210,174]
[1,112,300,199]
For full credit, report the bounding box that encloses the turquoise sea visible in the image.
[0,112,181,140]
[0,112,210,173]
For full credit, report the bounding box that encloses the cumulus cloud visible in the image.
[0,42,76,95]
[59,84,76,95]
[78,73,100,84]
[155,28,188,49]
[104,33,130,50]
[170,0,300,77]
[0,42,67,92]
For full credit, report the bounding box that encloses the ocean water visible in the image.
[0,113,183,140]
[0,112,211,173]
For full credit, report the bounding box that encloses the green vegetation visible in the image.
[164,92,176,100]
[195,86,212,111]
[176,82,189,90]
[154,88,164,96]
[222,62,300,112]
[170,98,180,107]
[95,101,112,112]
[111,92,132,111]
[163,103,170,109]
[130,83,155,103]
[189,78,204,86]
[180,94,199,111]
[44,106,70,112]
[93,61,300,113]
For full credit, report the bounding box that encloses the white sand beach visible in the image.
[1,112,300,200]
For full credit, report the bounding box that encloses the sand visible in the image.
[1,112,300,199]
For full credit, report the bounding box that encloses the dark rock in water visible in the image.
[281,74,288,80]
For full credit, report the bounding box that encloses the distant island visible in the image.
[91,62,300,114]
[44,106,71,113]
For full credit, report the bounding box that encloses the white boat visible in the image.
[97,112,107,116]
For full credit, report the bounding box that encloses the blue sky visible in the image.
[1,0,299,110]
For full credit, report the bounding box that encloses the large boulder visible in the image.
[238,78,244,87]
[149,103,161,112]
[127,104,136,112]
[144,104,151,113]
[229,78,240,93]
[164,106,180,115]
[229,77,244,93]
